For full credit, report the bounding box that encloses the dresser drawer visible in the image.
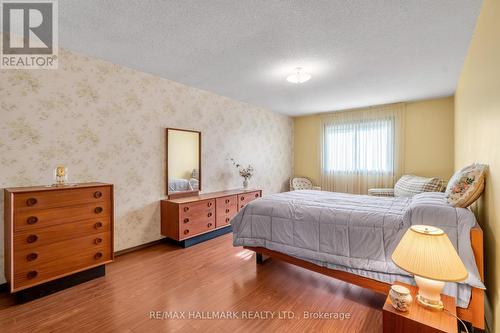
[216,196,238,228]
[13,244,112,291]
[14,200,111,231]
[216,195,238,208]
[179,199,215,222]
[180,216,215,239]
[216,206,238,222]
[216,213,236,228]
[14,232,111,271]
[13,186,110,211]
[237,191,261,210]
[13,217,111,250]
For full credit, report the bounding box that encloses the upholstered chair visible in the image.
[290,177,321,191]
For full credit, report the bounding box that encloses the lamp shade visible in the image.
[392,225,468,282]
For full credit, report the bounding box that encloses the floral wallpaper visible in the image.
[0,49,294,283]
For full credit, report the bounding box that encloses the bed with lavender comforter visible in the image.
[231,190,484,308]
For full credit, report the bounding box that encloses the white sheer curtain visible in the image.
[320,104,405,194]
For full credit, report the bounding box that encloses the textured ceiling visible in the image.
[59,1,482,116]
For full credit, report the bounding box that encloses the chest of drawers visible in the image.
[4,183,114,293]
[161,189,261,244]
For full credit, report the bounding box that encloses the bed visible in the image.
[167,178,199,192]
[231,190,485,329]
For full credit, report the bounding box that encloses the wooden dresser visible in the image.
[4,183,114,294]
[161,189,261,246]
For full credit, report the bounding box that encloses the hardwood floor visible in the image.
[0,234,385,333]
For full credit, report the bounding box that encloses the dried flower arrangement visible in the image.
[229,158,254,188]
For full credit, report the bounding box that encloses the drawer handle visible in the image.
[207,202,212,207]
[26,234,38,244]
[94,252,103,260]
[207,223,212,228]
[183,207,189,212]
[26,271,38,279]
[183,218,189,223]
[94,222,103,229]
[26,253,38,261]
[94,191,103,199]
[255,193,259,198]
[240,196,245,201]
[207,212,212,217]
[94,238,103,245]
[226,217,230,223]
[184,229,189,235]
[225,199,230,204]
[27,216,38,225]
[95,207,103,214]
[26,197,38,206]
[225,208,230,213]
[240,205,244,209]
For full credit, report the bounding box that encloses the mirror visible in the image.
[166,128,201,196]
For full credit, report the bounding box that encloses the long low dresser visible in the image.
[161,189,261,247]
[4,183,114,297]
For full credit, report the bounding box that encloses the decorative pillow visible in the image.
[445,164,487,207]
[394,175,445,197]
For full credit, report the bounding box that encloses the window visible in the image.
[320,105,404,194]
[323,118,395,174]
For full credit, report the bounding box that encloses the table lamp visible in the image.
[391,225,468,311]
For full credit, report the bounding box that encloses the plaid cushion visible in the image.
[394,175,445,197]
[368,188,395,197]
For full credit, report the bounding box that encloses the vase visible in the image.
[243,177,249,188]
[389,285,413,312]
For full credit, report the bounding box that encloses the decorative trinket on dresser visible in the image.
[389,284,413,312]
[53,165,68,185]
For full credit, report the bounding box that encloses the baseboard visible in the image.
[115,226,232,254]
[1,229,230,295]
[114,238,167,256]
[168,225,232,248]
[484,293,492,333]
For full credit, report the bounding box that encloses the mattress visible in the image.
[231,190,485,308]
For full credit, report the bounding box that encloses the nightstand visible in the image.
[383,282,457,333]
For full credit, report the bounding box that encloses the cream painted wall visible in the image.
[0,49,293,284]
[168,130,199,180]
[293,97,455,186]
[293,116,321,184]
[455,0,500,330]
[404,97,454,179]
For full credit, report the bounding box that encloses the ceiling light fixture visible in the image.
[286,67,312,84]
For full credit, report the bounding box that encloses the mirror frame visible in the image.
[166,128,202,197]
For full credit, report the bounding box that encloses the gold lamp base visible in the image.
[416,294,444,311]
